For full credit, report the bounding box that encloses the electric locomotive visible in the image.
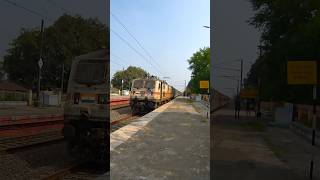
[63,49,109,163]
[130,77,175,114]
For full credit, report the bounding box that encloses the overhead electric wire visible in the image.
[45,0,72,14]
[212,66,240,71]
[42,2,168,81]
[110,60,123,68]
[1,0,54,21]
[212,59,240,66]
[213,59,254,66]
[110,52,132,65]
[111,11,162,70]
[110,57,127,68]
[110,28,164,76]
[42,2,128,72]
[111,11,174,81]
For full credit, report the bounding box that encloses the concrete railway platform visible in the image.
[211,106,307,180]
[109,96,210,179]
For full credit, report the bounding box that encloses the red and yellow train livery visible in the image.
[130,77,178,114]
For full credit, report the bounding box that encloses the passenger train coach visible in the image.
[130,77,179,114]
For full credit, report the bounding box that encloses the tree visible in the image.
[187,47,210,94]
[246,0,320,103]
[111,66,149,90]
[3,14,108,91]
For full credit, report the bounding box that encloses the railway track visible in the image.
[110,105,141,132]
[40,162,107,180]
[0,106,137,152]
[111,114,141,133]
[0,106,135,151]
[0,131,64,152]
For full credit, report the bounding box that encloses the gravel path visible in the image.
[212,108,304,180]
[0,141,76,180]
[111,106,131,122]
[0,106,131,180]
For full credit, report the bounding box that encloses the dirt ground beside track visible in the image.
[212,107,316,180]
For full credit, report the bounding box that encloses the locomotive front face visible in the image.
[130,79,158,101]
[62,50,109,163]
[64,58,109,123]
[64,90,108,122]
[130,79,161,113]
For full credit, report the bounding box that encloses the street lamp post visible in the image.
[121,79,123,95]
[240,59,243,89]
[37,19,44,107]
[121,68,124,95]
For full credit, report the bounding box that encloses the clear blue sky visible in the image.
[110,0,210,91]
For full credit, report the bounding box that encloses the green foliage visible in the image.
[263,136,285,160]
[246,0,320,103]
[187,47,210,94]
[0,92,26,101]
[3,14,108,92]
[241,120,266,132]
[111,66,149,90]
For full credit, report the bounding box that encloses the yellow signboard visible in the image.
[199,80,209,89]
[240,89,257,99]
[287,61,317,85]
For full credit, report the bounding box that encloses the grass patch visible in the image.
[240,121,266,132]
[191,103,202,113]
[186,99,193,103]
[263,136,285,161]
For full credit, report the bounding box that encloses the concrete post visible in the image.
[28,90,32,106]
[310,85,317,179]
[59,90,62,107]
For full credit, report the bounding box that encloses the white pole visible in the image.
[310,85,317,179]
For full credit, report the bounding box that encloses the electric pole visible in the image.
[37,19,44,107]
[121,67,124,95]
[237,79,240,97]
[240,59,243,89]
[256,42,263,120]
[184,80,186,96]
[61,63,64,91]
[60,63,64,106]
[257,77,261,120]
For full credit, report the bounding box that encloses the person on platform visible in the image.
[234,96,241,118]
[246,99,252,116]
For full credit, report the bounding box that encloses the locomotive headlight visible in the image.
[147,89,152,95]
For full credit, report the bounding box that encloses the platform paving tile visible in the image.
[110,97,210,180]
[212,108,307,180]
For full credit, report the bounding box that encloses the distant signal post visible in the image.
[200,80,209,118]
[240,89,257,99]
